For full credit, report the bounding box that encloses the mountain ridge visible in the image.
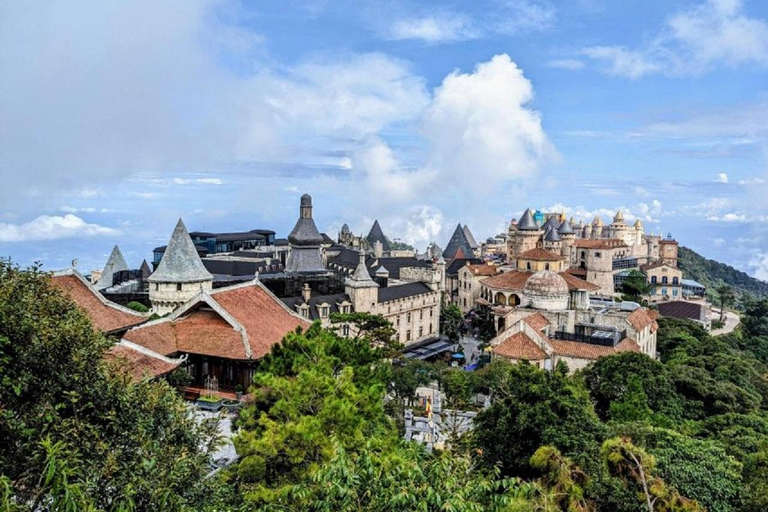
[678,246,768,298]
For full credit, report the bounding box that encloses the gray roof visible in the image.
[341,223,350,234]
[366,220,390,251]
[288,218,324,246]
[378,282,433,302]
[346,251,379,289]
[281,293,350,321]
[463,225,479,249]
[443,223,475,260]
[544,226,561,242]
[95,245,129,289]
[517,209,538,230]
[149,219,213,283]
[557,219,574,235]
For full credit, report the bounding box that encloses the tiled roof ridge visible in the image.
[53,268,148,319]
[117,339,186,365]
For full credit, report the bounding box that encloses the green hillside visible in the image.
[678,246,768,298]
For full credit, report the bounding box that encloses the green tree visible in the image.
[473,361,606,477]
[462,304,497,342]
[440,300,463,342]
[715,284,736,323]
[388,359,434,431]
[0,262,219,511]
[622,270,650,302]
[530,446,595,512]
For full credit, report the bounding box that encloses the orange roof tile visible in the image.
[523,313,550,331]
[483,271,532,291]
[559,272,601,291]
[518,248,564,261]
[493,332,547,360]
[106,343,180,381]
[626,308,656,331]
[548,337,640,360]
[466,264,499,277]
[51,273,145,334]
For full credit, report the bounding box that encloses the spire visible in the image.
[613,210,624,223]
[347,250,378,289]
[544,226,561,241]
[557,218,574,235]
[288,194,324,247]
[148,219,213,283]
[366,220,390,252]
[139,259,151,280]
[443,223,475,261]
[462,225,479,249]
[634,219,643,228]
[95,245,129,289]
[517,209,538,230]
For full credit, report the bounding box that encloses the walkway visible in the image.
[711,308,740,336]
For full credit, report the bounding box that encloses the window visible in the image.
[673,288,679,297]
[545,263,550,270]
[672,277,679,285]
[419,326,423,337]
[155,283,159,291]
[430,309,433,317]
[526,262,531,270]
[407,312,411,322]
[662,287,668,296]
[342,324,350,336]
[176,283,182,291]
[651,276,657,284]
[595,252,602,258]
[419,310,423,320]
[662,276,668,284]
[396,316,400,327]
[406,330,411,341]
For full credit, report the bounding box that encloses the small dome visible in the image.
[524,270,569,298]
[341,223,350,234]
[300,193,312,206]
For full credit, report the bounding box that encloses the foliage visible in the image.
[126,300,150,312]
[0,262,219,512]
[461,304,497,341]
[621,270,650,302]
[678,246,768,300]
[715,285,736,322]
[440,300,463,341]
[530,446,595,512]
[473,361,606,478]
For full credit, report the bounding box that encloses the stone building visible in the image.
[149,219,214,315]
[286,194,327,273]
[641,261,682,300]
[457,263,499,314]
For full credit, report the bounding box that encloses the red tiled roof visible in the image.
[518,248,564,261]
[626,308,656,331]
[212,283,311,359]
[493,332,547,360]
[548,337,640,359]
[465,264,499,277]
[124,282,310,361]
[51,274,145,334]
[523,313,550,331]
[106,343,180,381]
[572,239,627,249]
[483,271,532,291]
[559,272,601,291]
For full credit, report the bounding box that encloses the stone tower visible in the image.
[149,219,213,315]
[659,234,679,267]
[508,208,542,259]
[366,220,390,253]
[610,210,631,244]
[95,245,129,290]
[345,250,379,314]
[286,194,326,273]
[557,218,575,258]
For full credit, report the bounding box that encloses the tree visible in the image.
[622,270,650,302]
[530,446,594,512]
[388,359,434,431]
[0,262,219,511]
[602,437,703,512]
[462,304,497,342]
[440,300,463,342]
[715,284,735,323]
[473,361,606,477]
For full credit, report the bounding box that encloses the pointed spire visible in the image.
[463,225,479,249]
[95,245,129,289]
[557,218,574,235]
[544,226,561,241]
[634,219,643,228]
[613,210,624,223]
[149,219,212,283]
[347,250,378,289]
[366,220,390,252]
[139,259,151,280]
[517,209,538,230]
[443,223,475,260]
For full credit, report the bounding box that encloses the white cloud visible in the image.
[496,0,557,34]
[582,0,768,77]
[390,14,476,42]
[172,177,223,185]
[713,172,729,183]
[749,253,768,281]
[0,214,118,242]
[712,237,726,246]
[546,59,585,70]
[737,177,765,185]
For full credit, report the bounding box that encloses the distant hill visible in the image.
[678,246,768,298]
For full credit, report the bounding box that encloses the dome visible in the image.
[341,223,350,234]
[524,270,569,298]
[300,193,312,206]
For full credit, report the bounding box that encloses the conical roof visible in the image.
[517,209,538,230]
[463,225,479,249]
[613,210,625,223]
[545,215,560,230]
[593,216,604,227]
[366,220,390,252]
[149,219,213,283]
[95,245,129,289]
[634,219,643,228]
[443,223,475,260]
[139,259,151,279]
[544,226,561,242]
[288,216,324,246]
[557,218,574,235]
[347,251,378,289]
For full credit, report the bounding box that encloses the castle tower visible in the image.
[557,218,575,258]
[508,208,542,259]
[338,223,353,245]
[95,245,129,290]
[542,225,562,253]
[366,220,390,254]
[345,250,379,314]
[633,219,644,246]
[443,223,475,262]
[610,210,631,244]
[592,216,604,239]
[148,219,213,315]
[286,194,326,273]
[659,234,679,267]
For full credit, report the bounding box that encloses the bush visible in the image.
[126,301,149,313]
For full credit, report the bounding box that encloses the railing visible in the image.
[553,329,625,347]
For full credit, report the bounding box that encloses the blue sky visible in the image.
[1,0,767,279]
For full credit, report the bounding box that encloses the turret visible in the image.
[344,250,378,314]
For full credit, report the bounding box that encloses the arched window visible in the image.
[662,276,668,284]
[495,292,506,305]
[651,276,657,284]
[526,262,531,270]
[545,263,550,270]
[672,277,679,285]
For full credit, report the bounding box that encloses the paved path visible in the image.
[711,308,740,336]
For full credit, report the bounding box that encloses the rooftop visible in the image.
[149,219,214,283]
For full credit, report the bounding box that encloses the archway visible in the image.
[495,292,506,305]
[507,294,520,307]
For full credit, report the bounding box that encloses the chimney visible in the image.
[302,283,311,302]
[373,240,383,258]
